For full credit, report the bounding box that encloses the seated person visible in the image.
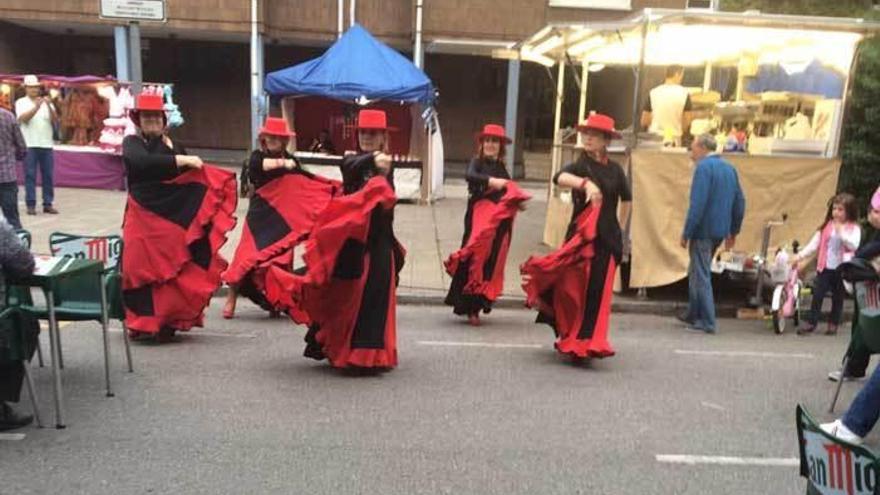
[308,129,336,154]
[0,217,36,431]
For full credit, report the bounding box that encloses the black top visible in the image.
[122,134,185,186]
[248,149,302,189]
[553,152,632,261]
[465,157,510,198]
[341,152,394,195]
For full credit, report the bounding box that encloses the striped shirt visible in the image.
[0,108,26,183]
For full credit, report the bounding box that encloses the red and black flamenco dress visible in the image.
[266,154,405,369]
[120,134,237,336]
[445,158,530,317]
[521,203,616,358]
[223,151,340,313]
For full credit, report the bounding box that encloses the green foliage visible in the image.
[841,36,880,220]
[719,0,872,17]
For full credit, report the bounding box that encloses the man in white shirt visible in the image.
[15,75,59,216]
[640,65,693,146]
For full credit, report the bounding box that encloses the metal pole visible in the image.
[338,0,344,38]
[709,0,720,10]
[577,60,589,148]
[630,15,649,148]
[113,26,130,82]
[414,0,424,69]
[127,22,142,95]
[350,0,356,27]
[504,59,520,178]
[250,0,263,150]
[551,61,566,180]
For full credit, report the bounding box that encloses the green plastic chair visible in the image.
[22,233,133,398]
[0,306,43,428]
[829,281,880,413]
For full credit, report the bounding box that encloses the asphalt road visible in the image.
[0,303,868,494]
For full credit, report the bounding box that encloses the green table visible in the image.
[23,256,107,429]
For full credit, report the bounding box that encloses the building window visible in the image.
[548,0,632,10]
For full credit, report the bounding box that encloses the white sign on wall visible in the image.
[548,0,632,10]
[100,0,166,22]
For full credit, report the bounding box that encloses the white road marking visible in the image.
[700,401,726,411]
[675,349,814,359]
[0,433,26,441]
[418,340,544,349]
[656,455,799,467]
[193,331,257,339]
[39,321,71,330]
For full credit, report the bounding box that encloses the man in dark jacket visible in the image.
[0,217,36,430]
[679,134,746,334]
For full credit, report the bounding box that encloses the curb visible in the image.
[214,286,855,321]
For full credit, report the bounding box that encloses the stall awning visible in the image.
[265,24,436,104]
[500,9,880,72]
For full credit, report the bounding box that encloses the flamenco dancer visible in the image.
[267,109,404,370]
[222,117,339,319]
[521,113,631,360]
[444,124,530,325]
[121,93,237,342]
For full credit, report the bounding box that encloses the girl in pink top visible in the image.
[794,193,861,335]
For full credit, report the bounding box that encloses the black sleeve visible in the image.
[683,94,693,112]
[465,158,490,189]
[856,240,880,260]
[341,153,377,189]
[618,163,632,202]
[248,151,271,188]
[122,135,178,184]
[553,160,587,185]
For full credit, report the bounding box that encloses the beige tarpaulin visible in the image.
[629,150,841,288]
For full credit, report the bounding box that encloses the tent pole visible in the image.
[577,59,589,148]
[630,13,649,148]
[552,61,566,183]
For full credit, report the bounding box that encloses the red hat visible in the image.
[259,117,295,138]
[134,93,165,112]
[476,124,512,144]
[576,113,621,139]
[356,109,396,131]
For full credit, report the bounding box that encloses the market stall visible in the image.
[498,9,880,290]
[0,74,182,191]
[265,24,442,202]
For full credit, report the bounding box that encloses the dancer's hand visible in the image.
[488,177,509,190]
[374,152,392,175]
[583,180,602,203]
[177,155,203,169]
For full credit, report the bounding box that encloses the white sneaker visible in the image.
[820,419,864,445]
[828,370,866,382]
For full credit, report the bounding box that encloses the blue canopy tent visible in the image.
[265,24,435,104]
[264,24,443,201]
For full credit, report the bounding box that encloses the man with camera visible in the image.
[15,75,59,216]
